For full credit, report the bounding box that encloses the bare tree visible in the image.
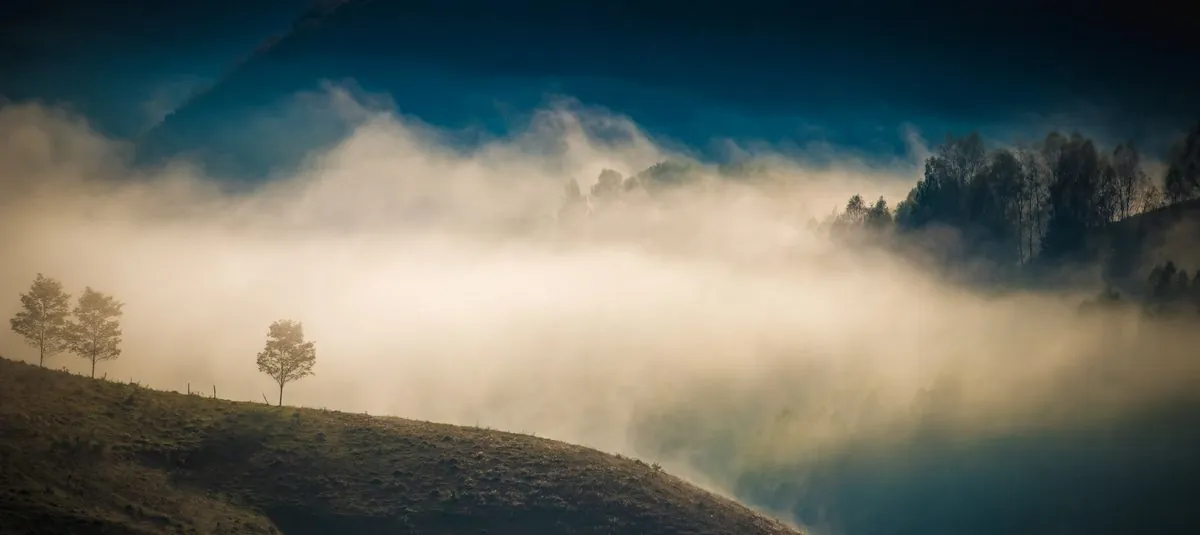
[1164,122,1200,204]
[1110,143,1147,220]
[556,178,589,225]
[1139,182,1166,214]
[256,319,316,406]
[1016,147,1049,263]
[68,287,124,378]
[9,274,73,368]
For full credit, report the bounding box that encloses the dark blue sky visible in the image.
[3,0,1198,177]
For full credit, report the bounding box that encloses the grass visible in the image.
[0,357,800,534]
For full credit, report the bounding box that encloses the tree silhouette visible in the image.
[1142,261,1198,316]
[257,319,316,407]
[1015,146,1050,263]
[968,148,1023,264]
[1110,142,1148,220]
[1139,182,1166,213]
[841,194,867,226]
[1164,121,1200,203]
[590,169,624,201]
[636,160,696,191]
[68,287,124,378]
[556,178,588,225]
[826,194,894,243]
[895,134,1031,266]
[9,274,73,368]
[1039,133,1114,262]
[865,197,893,230]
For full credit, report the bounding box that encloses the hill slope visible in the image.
[1103,198,1200,279]
[0,357,800,535]
[1061,198,1200,293]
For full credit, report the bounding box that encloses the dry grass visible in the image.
[0,357,800,534]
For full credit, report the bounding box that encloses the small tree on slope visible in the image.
[9,274,73,368]
[68,287,124,378]
[257,319,316,406]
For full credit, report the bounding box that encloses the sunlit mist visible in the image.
[2,88,1199,520]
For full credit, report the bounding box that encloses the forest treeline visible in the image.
[557,121,1200,313]
[831,123,1198,268]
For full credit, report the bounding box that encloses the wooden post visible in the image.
[187,382,191,395]
[212,385,217,399]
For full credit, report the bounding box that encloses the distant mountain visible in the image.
[132,0,1200,180]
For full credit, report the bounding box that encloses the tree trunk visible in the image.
[39,346,44,368]
[91,357,96,379]
[279,382,284,407]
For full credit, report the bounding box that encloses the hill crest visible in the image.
[0,356,801,535]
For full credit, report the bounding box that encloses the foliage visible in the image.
[559,123,1196,300]
[67,286,124,379]
[884,129,1173,271]
[1164,121,1200,203]
[891,133,1033,265]
[1143,261,1198,316]
[590,168,625,200]
[865,197,893,230]
[635,160,698,191]
[829,194,894,240]
[9,274,73,367]
[1039,132,1113,261]
[256,319,317,406]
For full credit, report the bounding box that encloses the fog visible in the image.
[3,88,1200,533]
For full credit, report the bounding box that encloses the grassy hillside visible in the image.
[0,357,800,535]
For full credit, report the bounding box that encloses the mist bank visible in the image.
[3,95,1200,534]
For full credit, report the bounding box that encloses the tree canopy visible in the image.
[257,319,317,407]
[67,287,124,379]
[9,274,73,368]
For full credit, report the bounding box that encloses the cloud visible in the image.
[1,87,1198,531]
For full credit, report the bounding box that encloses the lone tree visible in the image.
[256,319,316,406]
[9,274,73,367]
[68,287,124,378]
